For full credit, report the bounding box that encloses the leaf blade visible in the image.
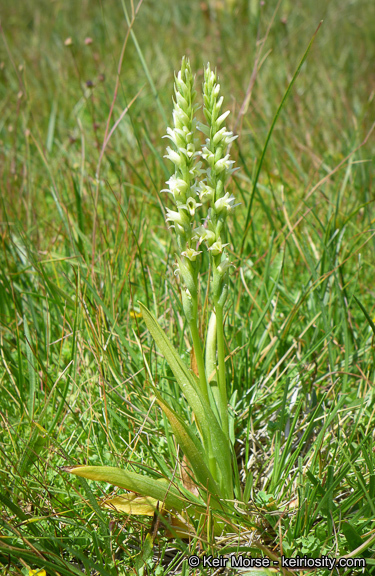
[156,396,222,500]
[139,302,233,497]
[62,465,187,512]
[103,494,158,516]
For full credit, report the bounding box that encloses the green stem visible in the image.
[189,317,217,482]
[215,303,229,439]
[205,311,221,419]
[189,319,209,405]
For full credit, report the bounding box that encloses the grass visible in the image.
[1,0,375,574]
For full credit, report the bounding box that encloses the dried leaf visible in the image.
[103,494,159,516]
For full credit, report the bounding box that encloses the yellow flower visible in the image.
[29,570,46,576]
[130,310,142,319]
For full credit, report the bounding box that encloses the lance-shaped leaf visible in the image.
[156,395,222,501]
[139,302,233,498]
[103,494,158,516]
[62,465,201,513]
[103,494,197,537]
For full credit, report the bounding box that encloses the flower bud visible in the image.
[181,288,196,324]
[215,180,224,199]
[212,265,228,304]
[217,283,228,307]
[217,257,233,276]
[177,256,197,298]
[189,161,203,179]
[215,110,230,128]
[175,92,189,110]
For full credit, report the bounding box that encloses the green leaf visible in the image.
[241,21,322,251]
[353,295,375,336]
[341,523,375,558]
[135,532,154,574]
[139,302,233,498]
[341,522,364,552]
[156,395,222,500]
[62,465,199,514]
[23,315,36,420]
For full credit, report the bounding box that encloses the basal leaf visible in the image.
[156,395,222,500]
[139,303,233,498]
[103,494,158,516]
[62,465,197,513]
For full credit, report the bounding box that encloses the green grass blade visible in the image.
[23,314,36,420]
[353,295,375,336]
[241,21,323,252]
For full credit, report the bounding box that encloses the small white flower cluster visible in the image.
[163,58,238,310]
[196,64,239,302]
[162,57,202,256]
[162,57,204,321]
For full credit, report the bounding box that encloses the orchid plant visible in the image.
[63,58,242,541]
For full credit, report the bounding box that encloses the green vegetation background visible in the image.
[1,0,375,574]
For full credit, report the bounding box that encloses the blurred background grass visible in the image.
[1,0,375,574]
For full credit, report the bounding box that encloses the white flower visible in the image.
[163,175,189,201]
[186,143,196,158]
[212,127,238,146]
[182,197,202,217]
[181,248,202,261]
[224,133,238,145]
[212,127,229,145]
[214,155,235,174]
[193,225,216,246]
[165,208,190,229]
[198,182,215,203]
[164,146,182,167]
[201,147,216,169]
[208,238,229,256]
[214,192,238,215]
[189,161,204,179]
[163,126,179,147]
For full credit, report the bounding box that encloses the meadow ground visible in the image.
[1,0,375,574]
